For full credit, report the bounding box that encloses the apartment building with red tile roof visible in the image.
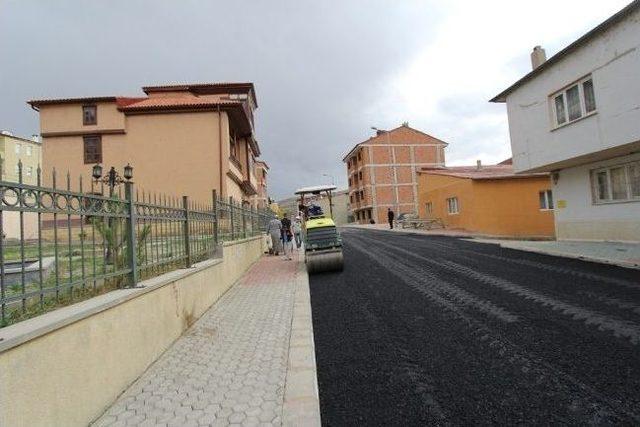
[28,82,265,204]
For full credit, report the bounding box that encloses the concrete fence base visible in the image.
[0,236,265,427]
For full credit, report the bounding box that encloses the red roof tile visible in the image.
[117,96,242,111]
[114,97,147,108]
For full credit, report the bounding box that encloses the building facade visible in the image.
[0,131,43,238]
[317,189,350,225]
[491,2,640,241]
[29,82,264,205]
[418,163,555,238]
[343,124,447,224]
[252,160,269,209]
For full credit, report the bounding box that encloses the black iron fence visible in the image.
[0,163,274,327]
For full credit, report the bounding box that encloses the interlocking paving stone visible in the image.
[93,256,299,426]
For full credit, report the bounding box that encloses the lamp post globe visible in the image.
[123,163,133,181]
[92,164,103,180]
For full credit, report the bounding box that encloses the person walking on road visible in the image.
[281,213,294,260]
[267,216,282,255]
[293,216,303,248]
[387,208,395,229]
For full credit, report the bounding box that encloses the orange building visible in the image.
[343,124,447,224]
[28,82,263,205]
[417,162,555,238]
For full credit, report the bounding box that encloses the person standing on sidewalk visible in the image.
[267,216,282,255]
[281,213,294,260]
[387,208,395,229]
[293,216,303,248]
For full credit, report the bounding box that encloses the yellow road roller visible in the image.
[294,185,344,274]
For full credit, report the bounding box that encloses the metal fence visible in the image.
[0,163,274,326]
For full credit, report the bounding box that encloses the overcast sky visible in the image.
[0,0,631,199]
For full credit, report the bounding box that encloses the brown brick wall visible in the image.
[396,166,414,184]
[344,126,447,223]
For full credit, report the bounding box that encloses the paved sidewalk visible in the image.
[473,239,640,269]
[92,251,319,427]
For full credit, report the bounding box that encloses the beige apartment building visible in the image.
[252,160,269,209]
[28,82,264,205]
[343,124,447,223]
[0,131,43,238]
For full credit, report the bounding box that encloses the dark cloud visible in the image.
[0,0,443,198]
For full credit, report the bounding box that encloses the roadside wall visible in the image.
[0,236,265,427]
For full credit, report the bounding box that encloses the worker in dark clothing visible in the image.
[387,208,395,229]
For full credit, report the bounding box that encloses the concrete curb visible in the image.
[492,241,640,270]
[282,257,322,426]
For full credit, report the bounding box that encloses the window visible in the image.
[26,166,33,177]
[358,171,362,181]
[592,161,640,203]
[551,76,596,127]
[610,167,627,200]
[630,164,640,198]
[14,144,21,154]
[83,105,97,125]
[26,146,32,156]
[539,190,554,210]
[14,164,19,176]
[425,202,433,215]
[446,197,459,214]
[350,194,354,203]
[348,178,352,186]
[83,135,102,164]
[357,152,362,161]
[566,85,581,121]
[583,79,596,113]
[554,94,566,125]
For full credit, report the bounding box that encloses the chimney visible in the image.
[476,160,482,170]
[531,45,547,70]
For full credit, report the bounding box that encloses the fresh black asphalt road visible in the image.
[309,228,640,426]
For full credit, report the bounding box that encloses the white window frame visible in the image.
[446,197,459,215]
[539,190,554,210]
[25,146,32,156]
[14,144,21,154]
[591,160,640,204]
[550,75,596,129]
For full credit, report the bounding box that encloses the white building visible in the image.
[491,1,640,242]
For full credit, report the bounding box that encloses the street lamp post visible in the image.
[92,163,133,197]
[92,164,134,264]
